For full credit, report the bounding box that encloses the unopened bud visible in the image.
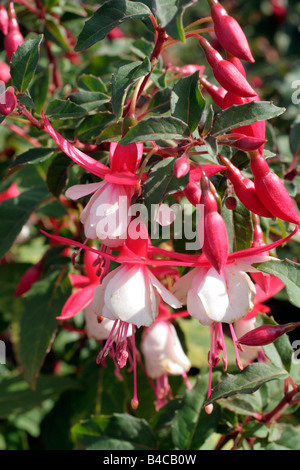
[238,322,300,347]
[225,196,237,210]
[205,404,214,415]
[173,156,190,178]
[0,5,9,35]
[0,61,11,83]
[0,86,17,115]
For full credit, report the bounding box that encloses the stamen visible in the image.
[130,326,139,410]
[229,323,244,370]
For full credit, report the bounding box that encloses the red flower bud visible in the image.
[225,52,247,77]
[197,36,256,98]
[219,134,267,152]
[14,261,43,297]
[238,322,300,347]
[200,174,229,273]
[250,151,300,225]
[210,0,254,63]
[183,179,202,206]
[222,91,266,156]
[4,2,24,62]
[0,86,17,115]
[199,76,226,108]
[218,154,273,218]
[0,5,9,35]
[0,61,11,83]
[173,156,190,178]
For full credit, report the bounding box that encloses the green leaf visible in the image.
[75,0,152,51]
[46,153,71,198]
[9,148,55,170]
[153,0,196,42]
[72,413,157,450]
[0,373,79,419]
[78,74,108,93]
[45,99,87,119]
[289,115,300,156]
[204,363,288,406]
[120,116,190,145]
[144,157,189,209]
[266,424,300,450]
[171,71,205,132]
[172,375,221,450]
[0,185,49,259]
[17,93,36,110]
[147,88,172,115]
[212,101,286,136]
[15,269,72,389]
[68,91,110,112]
[111,58,151,119]
[29,67,50,114]
[11,35,44,93]
[254,259,300,309]
[232,198,253,250]
[76,113,115,140]
[44,18,70,51]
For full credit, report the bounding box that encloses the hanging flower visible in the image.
[42,112,143,247]
[141,314,191,410]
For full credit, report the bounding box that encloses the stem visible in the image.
[128,76,145,122]
[15,0,41,16]
[16,105,44,130]
[184,16,212,31]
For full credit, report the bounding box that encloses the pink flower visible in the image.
[42,113,143,247]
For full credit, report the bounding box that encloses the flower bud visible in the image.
[200,76,226,108]
[250,151,300,225]
[0,86,17,115]
[225,196,237,210]
[200,174,229,273]
[0,5,9,35]
[219,134,267,152]
[218,154,273,218]
[237,322,300,347]
[14,260,43,297]
[197,36,256,98]
[183,179,201,206]
[0,61,11,83]
[210,0,254,63]
[173,155,190,178]
[4,2,24,62]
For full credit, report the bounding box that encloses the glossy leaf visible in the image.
[171,71,205,132]
[204,363,288,406]
[72,413,157,450]
[15,269,72,389]
[212,102,285,136]
[255,259,300,309]
[111,58,151,119]
[120,116,190,145]
[11,35,43,93]
[75,0,152,51]
[0,185,49,259]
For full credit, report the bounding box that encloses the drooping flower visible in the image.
[141,313,191,410]
[42,112,143,247]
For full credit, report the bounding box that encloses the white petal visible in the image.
[148,269,182,309]
[233,255,275,273]
[104,265,157,327]
[92,267,122,318]
[187,278,213,326]
[171,268,199,305]
[65,182,104,200]
[84,303,116,340]
[222,266,256,323]
[197,267,230,323]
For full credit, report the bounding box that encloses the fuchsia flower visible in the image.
[0,4,9,36]
[42,113,143,247]
[0,181,19,203]
[0,86,17,116]
[141,308,191,410]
